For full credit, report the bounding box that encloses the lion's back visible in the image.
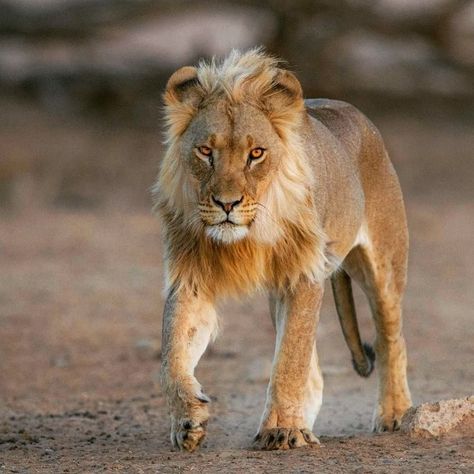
[305,98,406,248]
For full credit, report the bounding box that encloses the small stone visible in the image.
[401,396,474,438]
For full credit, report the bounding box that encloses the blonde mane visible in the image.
[154,49,330,298]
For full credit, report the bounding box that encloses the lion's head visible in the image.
[155,48,314,245]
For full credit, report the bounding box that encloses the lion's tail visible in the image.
[330,270,375,377]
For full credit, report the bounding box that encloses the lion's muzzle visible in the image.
[199,194,257,243]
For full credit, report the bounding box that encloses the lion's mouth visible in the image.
[217,218,237,225]
[205,220,249,243]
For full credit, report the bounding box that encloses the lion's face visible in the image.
[157,49,309,246]
[181,100,284,243]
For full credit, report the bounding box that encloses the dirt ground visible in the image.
[0,110,473,472]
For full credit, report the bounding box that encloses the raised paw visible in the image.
[171,418,208,452]
[253,427,320,451]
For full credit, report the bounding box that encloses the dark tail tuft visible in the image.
[352,343,375,378]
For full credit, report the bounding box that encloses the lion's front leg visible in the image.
[255,280,324,450]
[161,288,218,452]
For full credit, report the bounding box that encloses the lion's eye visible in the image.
[249,148,265,160]
[198,146,212,157]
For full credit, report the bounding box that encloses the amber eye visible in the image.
[249,148,265,160]
[198,146,212,157]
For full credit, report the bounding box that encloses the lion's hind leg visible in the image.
[343,224,412,432]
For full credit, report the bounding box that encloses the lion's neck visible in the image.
[164,212,329,299]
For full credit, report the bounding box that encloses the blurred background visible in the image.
[0,1,473,470]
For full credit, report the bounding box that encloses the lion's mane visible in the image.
[154,49,331,297]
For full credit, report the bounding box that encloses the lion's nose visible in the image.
[211,195,243,214]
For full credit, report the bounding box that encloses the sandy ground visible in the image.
[0,113,473,472]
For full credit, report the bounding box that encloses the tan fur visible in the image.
[154,48,412,451]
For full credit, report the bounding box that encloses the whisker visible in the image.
[255,202,280,227]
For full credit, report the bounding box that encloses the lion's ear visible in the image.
[263,69,304,139]
[163,66,203,139]
[271,69,303,102]
[163,66,202,107]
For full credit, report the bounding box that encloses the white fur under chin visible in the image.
[205,223,249,244]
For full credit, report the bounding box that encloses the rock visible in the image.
[401,396,474,438]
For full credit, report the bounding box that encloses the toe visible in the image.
[254,428,320,451]
[273,429,289,450]
[373,417,400,433]
[264,430,277,450]
[301,428,320,445]
[288,429,306,449]
[373,414,403,433]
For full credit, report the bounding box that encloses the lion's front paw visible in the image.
[171,418,208,452]
[253,427,320,451]
[169,392,210,452]
[165,376,211,452]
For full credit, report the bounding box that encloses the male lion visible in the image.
[154,48,411,452]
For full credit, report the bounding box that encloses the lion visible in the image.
[153,48,412,452]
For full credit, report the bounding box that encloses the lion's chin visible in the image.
[205,223,249,244]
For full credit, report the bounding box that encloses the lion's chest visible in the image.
[201,230,326,295]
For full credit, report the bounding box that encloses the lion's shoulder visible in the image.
[304,98,383,153]
[305,98,369,128]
